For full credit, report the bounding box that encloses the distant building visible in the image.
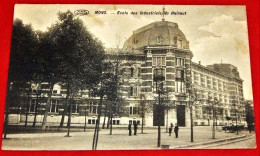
[11,20,246,127]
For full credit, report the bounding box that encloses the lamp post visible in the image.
[153,68,165,147]
[140,94,145,134]
[207,96,219,139]
[232,96,240,135]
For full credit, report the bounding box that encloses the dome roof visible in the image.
[123,21,190,55]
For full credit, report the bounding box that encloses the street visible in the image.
[2,126,255,150]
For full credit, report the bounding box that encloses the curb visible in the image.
[170,134,247,149]
[191,134,255,149]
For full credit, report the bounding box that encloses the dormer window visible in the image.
[174,37,177,46]
[156,36,163,43]
[133,37,138,44]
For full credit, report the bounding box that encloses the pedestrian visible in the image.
[128,122,132,136]
[169,123,173,136]
[248,124,252,134]
[134,123,138,135]
[174,124,179,138]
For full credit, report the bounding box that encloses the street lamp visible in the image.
[207,96,220,139]
[233,96,242,135]
[153,68,165,147]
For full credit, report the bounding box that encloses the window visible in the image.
[153,68,165,78]
[53,90,57,94]
[29,99,36,112]
[129,120,141,125]
[72,103,79,113]
[130,67,134,77]
[133,37,138,44]
[176,81,185,93]
[49,99,59,113]
[174,37,177,45]
[179,40,183,48]
[112,120,120,125]
[89,101,98,114]
[153,56,166,66]
[130,87,133,96]
[176,70,184,80]
[157,57,162,66]
[129,86,138,96]
[130,106,138,115]
[153,68,165,90]
[176,69,185,93]
[153,57,157,66]
[138,68,141,77]
[175,57,185,67]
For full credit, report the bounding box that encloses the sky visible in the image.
[13,4,253,100]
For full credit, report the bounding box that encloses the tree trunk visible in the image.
[109,113,113,135]
[102,102,108,129]
[66,101,72,137]
[212,110,215,139]
[32,93,39,127]
[3,81,11,139]
[41,82,54,130]
[84,107,87,131]
[60,83,69,127]
[25,88,30,127]
[141,112,144,134]
[190,105,194,142]
[92,94,103,150]
[3,89,10,139]
[166,109,168,133]
[109,103,113,135]
[3,108,9,139]
[107,103,111,129]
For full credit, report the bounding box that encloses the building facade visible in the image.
[11,20,246,127]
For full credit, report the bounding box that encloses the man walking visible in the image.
[169,123,173,136]
[174,124,179,138]
[128,122,132,136]
[134,122,138,135]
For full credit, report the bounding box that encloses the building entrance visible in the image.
[177,105,186,126]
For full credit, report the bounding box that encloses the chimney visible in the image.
[199,61,201,65]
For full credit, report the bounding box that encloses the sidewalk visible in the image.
[2,126,253,150]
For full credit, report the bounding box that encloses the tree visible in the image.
[245,101,255,125]
[4,19,38,138]
[160,87,175,133]
[37,10,106,130]
[104,54,125,135]
[245,101,254,130]
[90,61,114,150]
[139,94,152,134]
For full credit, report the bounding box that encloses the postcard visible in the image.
[1,4,256,150]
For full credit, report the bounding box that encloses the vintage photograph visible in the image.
[2,4,255,150]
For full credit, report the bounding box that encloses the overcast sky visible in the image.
[14,4,253,100]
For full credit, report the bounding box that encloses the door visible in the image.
[177,105,185,126]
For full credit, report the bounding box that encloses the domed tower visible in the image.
[123,21,190,53]
[121,20,193,127]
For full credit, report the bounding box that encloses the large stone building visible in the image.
[12,20,246,127]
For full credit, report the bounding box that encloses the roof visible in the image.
[122,21,190,54]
